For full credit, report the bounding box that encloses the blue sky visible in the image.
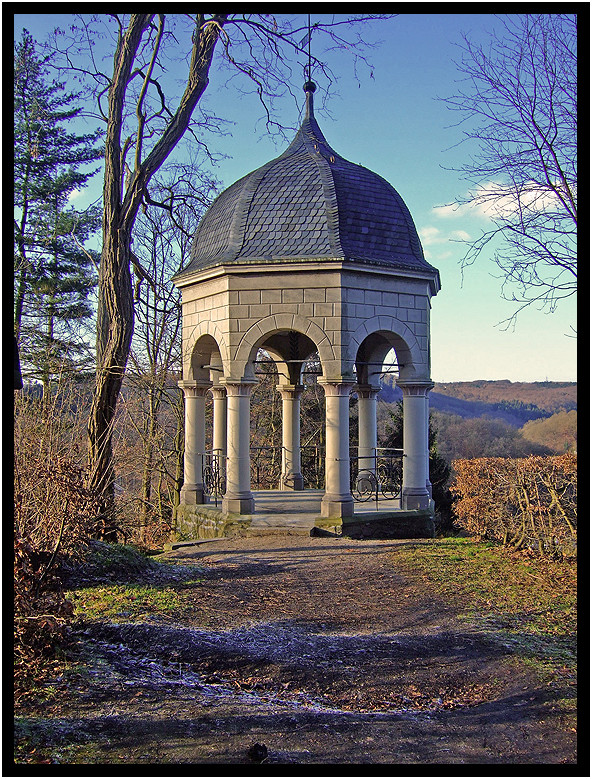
[13,12,577,383]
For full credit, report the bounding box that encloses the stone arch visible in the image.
[187,325,228,383]
[349,315,427,381]
[232,314,335,380]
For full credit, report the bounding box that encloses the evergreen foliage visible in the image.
[383,402,455,532]
[14,30,103,391]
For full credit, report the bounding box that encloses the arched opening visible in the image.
[352,334,402,504]
[247,329,321,493]
[352,328,433,512]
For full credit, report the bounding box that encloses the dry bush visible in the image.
[112,378,184,548]
[14,379,100,689]
[451,454,577,558]
[14,379,99,551]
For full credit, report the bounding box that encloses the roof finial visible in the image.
[303,15,317,118]
[303,79,316,119]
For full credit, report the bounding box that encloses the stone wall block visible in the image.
[239,289,261,304]
[313,302,334,317]
[261,289,282,303]
[355,303,375,320]
[364,290,382,305]
[249,304,272,319]
[345,288,364,304]
[282,288,304,303]
[304,288,326,303]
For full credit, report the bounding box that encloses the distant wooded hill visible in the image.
[379,378,577,428]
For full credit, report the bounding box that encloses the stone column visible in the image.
[221,380,256,514]
[178,380,211,505]
[211,385,227,457]
[277,384,304,490]
[398,381,434,510]
[425,394,433,499]
[356,384,380,474]
[319,380,355,518]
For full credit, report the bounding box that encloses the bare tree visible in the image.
[442,13,577,326]
[123,171,208,543]
[46,12,388,534]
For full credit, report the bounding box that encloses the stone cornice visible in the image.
[172,258,440,295]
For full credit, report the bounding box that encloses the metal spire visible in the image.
[303,14,316,117]
[307,13,312,82]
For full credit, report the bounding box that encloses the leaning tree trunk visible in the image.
[86,14,152,539]
[86,14,228,540]
[87,228,135,539]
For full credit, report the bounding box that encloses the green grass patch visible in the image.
[62,541,205,623]
[392,537,577,725]
[392,537,577,668]
[67,582,188,622]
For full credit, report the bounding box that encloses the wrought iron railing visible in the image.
[201,446,403,507]
[201,450,226,506]
[350,448,404,504]
[250,445,326,489]
[300,445,325,489]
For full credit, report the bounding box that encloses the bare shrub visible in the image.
[14,378,100,690]
[451,454,577,558]
[111,376,184,549]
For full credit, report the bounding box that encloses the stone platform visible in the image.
[174,490,434,543]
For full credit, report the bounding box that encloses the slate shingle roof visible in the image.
[178,83,439,281]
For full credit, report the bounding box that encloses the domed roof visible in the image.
[177,83,439,283]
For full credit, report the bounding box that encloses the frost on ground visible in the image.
[14,535,577,765]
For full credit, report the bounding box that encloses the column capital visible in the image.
[276,383,305,399]
[317,379,355,397]
[397,380,434,397]
[210,385,227,400]
[355,384,381,399]
[178,379,212,397]
[220,378,258,396]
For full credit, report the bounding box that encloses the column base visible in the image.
[222,494,255,515]
[180,484,204,505]
[321,495,355,518]
[280,473,304,490]
[402,487,431,511]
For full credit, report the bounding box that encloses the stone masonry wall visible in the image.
[179,263,433,380]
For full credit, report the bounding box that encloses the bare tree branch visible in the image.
[440,13,577,321]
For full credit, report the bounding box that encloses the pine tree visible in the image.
[14,30,103,393]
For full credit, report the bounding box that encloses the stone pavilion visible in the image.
[172,81,441,538]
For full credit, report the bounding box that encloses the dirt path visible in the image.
[15,535,577,765]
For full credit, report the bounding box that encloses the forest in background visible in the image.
[380,376,577,424]
[377,377,577,460]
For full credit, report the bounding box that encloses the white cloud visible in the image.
[67,189,84,203]
[418,225,471,249]
[433,181,565,221]
[431,202,465,219]
[418,226,442,245]
[449,229,471,241]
